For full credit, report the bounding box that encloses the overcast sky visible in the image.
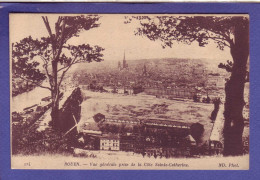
[10,14,232,66]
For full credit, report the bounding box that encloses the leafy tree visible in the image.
[12,15,104,129]
[190,123,204,142]
[126,15,249,156]
[210,98,221,122]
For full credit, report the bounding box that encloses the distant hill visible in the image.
[69,57,220,73]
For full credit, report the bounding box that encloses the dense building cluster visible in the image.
[78,114,204,158]
[69,55,227,102]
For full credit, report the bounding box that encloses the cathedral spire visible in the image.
[143,63,147,76]
[123,50,127,69]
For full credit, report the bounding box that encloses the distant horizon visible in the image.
[84,56,224,68]
[103,56,221,62]
[70,56,224,74]
[10,14,232,67]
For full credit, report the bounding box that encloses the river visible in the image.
[11,83,50,112]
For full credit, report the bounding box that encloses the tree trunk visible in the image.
[223,18,249,156]
[51,96,59,128]
[223,69,246,156]
[50,60,60,129]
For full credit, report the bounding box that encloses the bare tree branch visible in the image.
[207,29,233,46]
[56,18,66,60]
[39,56,52,78]
[57,55,78,88]
[17,74,52,91]
[42,16,53,39]
[42,16,56,59]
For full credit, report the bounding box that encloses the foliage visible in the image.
[98,123,131,134]
[218,60,233,73]
[93,113,105,123]
[219,60,249,82]
[12,15,105,128]
[210,98,221,121]
[190,123,204,142]
[126,15,249,156]
[12,15,104,91]
[125,15,248,51]
[193,94,200,102]
[12,125,73,155]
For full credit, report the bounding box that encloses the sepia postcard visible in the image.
[10,13,249,170]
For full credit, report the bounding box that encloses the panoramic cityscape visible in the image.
[11,14,249,169]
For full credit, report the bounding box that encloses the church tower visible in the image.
[118,61,121,70]
[143,63,147,75]
[123,51,127,69]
